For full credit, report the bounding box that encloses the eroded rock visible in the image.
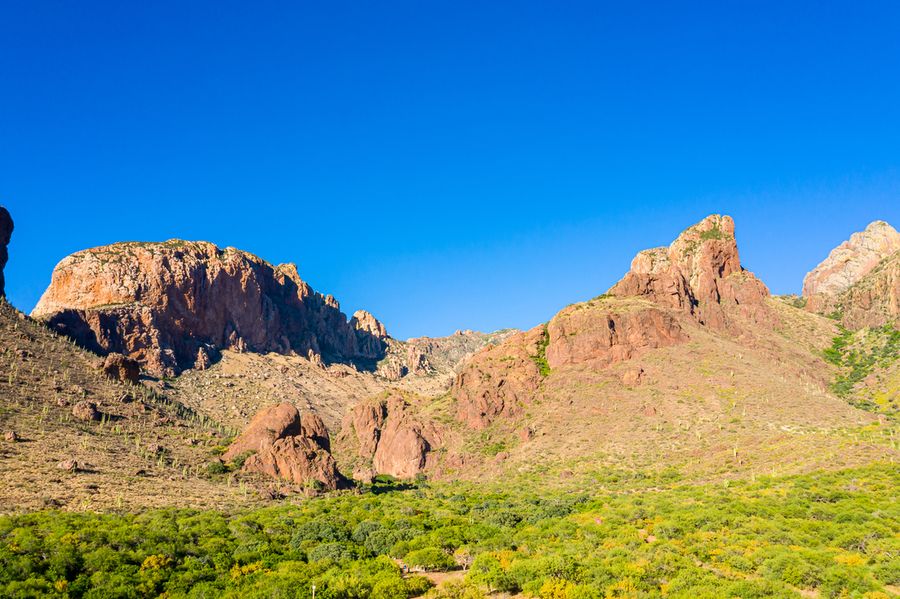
[223,403,343,490]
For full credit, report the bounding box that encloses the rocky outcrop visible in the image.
[102,353,140,384]
[802,222,900,329]
[223,403,344,490]
[337,393,443,479]
[807,250,900,329]
[803,221,900,298]
[350,310,390,360]
[608,215,770,329]
[454,326,546,429]
[376,329,517,381]
[453,299,686,429]
[0,207,12,298]
[545,303,684,368]
[31,241,387,376]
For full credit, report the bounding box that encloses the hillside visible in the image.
[375,216,900,484]
[0,299,263,512]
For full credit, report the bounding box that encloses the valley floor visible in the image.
[0,463,897,598]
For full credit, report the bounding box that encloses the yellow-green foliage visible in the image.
[0,465,897,598]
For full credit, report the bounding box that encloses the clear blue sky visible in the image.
[2,2,899,339]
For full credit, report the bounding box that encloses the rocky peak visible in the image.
[609,214,770,329]
[31,240,387,376]
[350,310,390,359]
[0,206,12,298]
[802,220,900,298]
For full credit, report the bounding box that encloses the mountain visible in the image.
[803,220,900,328]
[31,241,389,377]
[6,210,898,501]
[392,215,895,483]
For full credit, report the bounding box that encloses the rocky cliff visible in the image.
[608,214,770,329]
[803,221,900,328]
[31,241,388,376]
[0,207,13,298]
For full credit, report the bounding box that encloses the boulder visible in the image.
[242,437,343,491]
[72,401,101,422]
[102,353,140,383]
[338,393,443,479]
[222,403,302,461]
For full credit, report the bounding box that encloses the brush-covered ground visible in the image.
[0,300,262,512]
[0,464,897,598]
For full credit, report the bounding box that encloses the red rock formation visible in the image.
[452,216,769,430]
[453,327,546,429]
[31,241,387,376]
[608,215,770,329]
[223,403,344,490]
[0,206,12,298]
[545,304,684,368]
[350,310,390,360]
[338,393,443,479]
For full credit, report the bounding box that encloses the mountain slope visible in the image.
[384,215,900,484]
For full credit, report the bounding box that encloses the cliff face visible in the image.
[803,221,900,329]
[0,207,13,298]
[32,241,387,376]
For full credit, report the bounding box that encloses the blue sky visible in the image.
[2,2,899,339]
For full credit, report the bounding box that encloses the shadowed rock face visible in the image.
[803,221,900,329]
[223,403,344,490]
[608,214,770,330]
[0,207,13,298]
[337,393,443,479]
[31,241,387,376]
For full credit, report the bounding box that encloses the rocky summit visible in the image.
[452,214,770,430]
[803,221,900,328]
[31,240,388,376]
[608,214,771,330]
[0,206,12,298]
[802,220,900,298]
